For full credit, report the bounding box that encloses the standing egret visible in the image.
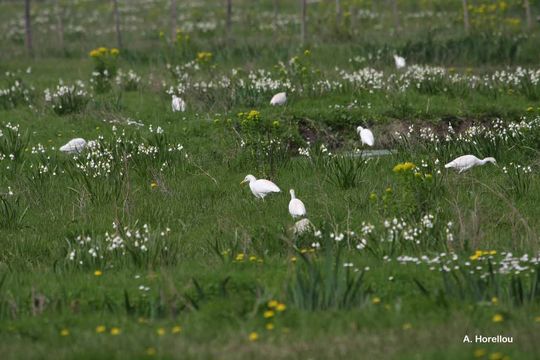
[356,126,375,147]
[394,54,406,69]
[60,138,87,154]
[171,95,186,112]
[445,155,497,173]
[241,175,281,199]
[288,189,307,218]
[270,92,287,106]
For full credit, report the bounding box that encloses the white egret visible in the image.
[288,189,306,218]
[356,126,375,147]
[292,218,314,235]
[445,155,497,173]
[171,95,186,112]
[394,54,406,69]
[60,138,87,154]
[270,92,287,106]
[241,175,281,199]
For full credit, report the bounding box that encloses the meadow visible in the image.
[1,0,540,359]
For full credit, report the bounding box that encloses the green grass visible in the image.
[2,0,540,359]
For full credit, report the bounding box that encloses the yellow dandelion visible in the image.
[492,314,504,323]
[110,48,119,56]
[94,270,102,277]
[369,192,377,201]
[290,256,297,263]
[489,352,503,360]
[150,181,158,189]
[491,297,498,305]
[276,303,286,312]
[263,310,275,319]
[172,325,182,334]
[60,328,70,336]
[235,253,245,261]
[95,325,106,334]
[474,348,487,358]
[268,300,278,308]
[98,47,108,54]
[249,255,257,262]
[266,323,275,331]
[248,332,259,341]
[156,327,166,336]
[89,49,100,58]
[110,327,121,335]
[527,106,534,112]
[372,297,381,305]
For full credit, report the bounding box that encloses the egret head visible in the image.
[289,189,296,198]
[484,157,497,165]
[356,126,364,134]
[241,174,256,185]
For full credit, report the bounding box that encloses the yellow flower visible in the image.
[246,110,260,121]
[402,323,412,330]
[290,256,297,263]
[372,297,381,305]
[393,162,416,173]
[196,51,213,62]
[156,327,166,336]
[369,192,377,201]
[110,327,121,335]
[474,348,487,358]
[98,47,108,54]
[159,31,165,38]
[265,323,274,331]
[527,106,534,112]
[263,310,275,319]
[89,49,100,58]
[489,353,503,360]
[151,181,158,189]
[268,300,278,308]
[272,120,280,128]
[96,325,106,333]
[94,270,102,277]
[249,255,257,262]
[276,303,286,312]
[235,253,245,261]
[248,332,259,341]
[110,48,119,56]
[172,325,182,334]
[492,314,504,323]
[146,347,157,356]
[304,49,311,56]
[60,328,70,336]
[385,187,392,193]
[491,297,498,305]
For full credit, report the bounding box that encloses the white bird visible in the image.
[356,126,375,147]
[270,92,287,106]
[241,174,281,199]
[394,54,406,69]
[288,189,307,218]
[445,155,497,173]
[171,95,186,112]
[292,218,314,235]
[60,138,87,154]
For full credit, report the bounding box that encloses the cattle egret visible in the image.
[270,92,287,106]
[241,174,281,199]
[445,155,497,173]
[356,126,375,147]
[60,138,87,154]
[292,218,314,235]
[394,55,406,69]
[288,189,307,218]
[171,95,186,112]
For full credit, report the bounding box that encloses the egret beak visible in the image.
[240,180,247,185]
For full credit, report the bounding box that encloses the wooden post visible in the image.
[55,0,64,51]
[274,0,279,26]
[171,0,177,40]
[391,0,400,31]
[524,0,533,30]
[226,0,232,40]
[24,0,33,57]
[112,0,122,49]
[336,0,342,25]
[301,0,307,45]
[462,0,470,33]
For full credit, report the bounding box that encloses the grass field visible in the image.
[2,1,540,359]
